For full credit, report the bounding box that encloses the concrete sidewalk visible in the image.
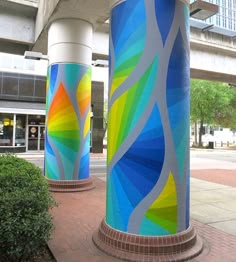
[190,175,236,237]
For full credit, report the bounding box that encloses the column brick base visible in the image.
[93,219,203,262]
[46,177,95,192]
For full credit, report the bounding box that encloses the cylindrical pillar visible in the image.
[93,0,203,260]
[45,19,94,192]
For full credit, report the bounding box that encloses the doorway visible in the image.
[27,125,45,151]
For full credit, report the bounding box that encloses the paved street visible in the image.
[191,148,236,170]
[90,158,106,175]
[191,148,236,163]
[16,153,107,175]
[19,148,236,174]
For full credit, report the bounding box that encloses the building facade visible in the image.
[0,54,105,153]
[191,0,236,32]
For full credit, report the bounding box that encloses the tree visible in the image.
[103,100,108,141]
[190,79,235,146]
[104,99,108,129]
[228,86,236,130]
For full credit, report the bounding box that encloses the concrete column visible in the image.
[45,19,94,192]
[93,0,202,260]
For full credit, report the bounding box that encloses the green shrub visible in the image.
[0,154,56,262]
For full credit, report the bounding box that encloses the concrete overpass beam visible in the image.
[191,46,236,84]
[0,13,34,44]
[34,0,60,41]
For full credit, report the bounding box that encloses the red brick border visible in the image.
[46,177,95,192]
[191,169,236,187]
[93,219,203,262]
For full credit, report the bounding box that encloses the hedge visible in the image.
[0,154,56,262]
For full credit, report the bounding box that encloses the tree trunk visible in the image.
[199,120,204,147]
[194,121,198,146]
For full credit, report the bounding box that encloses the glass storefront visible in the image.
[0,113,45,152]
[27,115,45,151]
[0,113,14,146]
[15,115,26,146]
[0,69,104,153]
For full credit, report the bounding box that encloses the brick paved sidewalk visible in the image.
[48,173,236,262]
[191,169,236,187]
[49,178,119,262]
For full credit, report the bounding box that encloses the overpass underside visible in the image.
[190,35,236,85]
[0,0,236,85]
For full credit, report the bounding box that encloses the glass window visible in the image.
[28,115,45,125]
[0,71,47,102]
[2,76,19,96]
[0,113,13,146]
[35,80,46,98]
[233,0,236,31]
[19,78,34,97]
[15,115,26,146]
[0,72,2,94]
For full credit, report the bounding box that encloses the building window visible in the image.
[19,77,35,98]
[0,71,46,102]
[28,115,45,125]
[35,79,46,100]
[2,75,19,96]
[233,0,236,31]
[0,113,13,146]
[15,115,26,146]
[202,0,236,31]
[0,72,2,94]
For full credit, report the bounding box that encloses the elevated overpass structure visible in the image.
[0,2,236,259]
[0,0,236,84]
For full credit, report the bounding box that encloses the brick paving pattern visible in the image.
[49,178,120,262]
[191,169,236,187]
[191,220,236,262]
[48,170,236,262]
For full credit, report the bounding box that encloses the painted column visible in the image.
[94,0,203,260]
[45,19,94,192]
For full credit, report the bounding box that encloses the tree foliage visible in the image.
[191,80,233,125]
[190,79,236,145]
[229,86,236,130]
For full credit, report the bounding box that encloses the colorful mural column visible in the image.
[93,0,203,260]
[45,19,95,192]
